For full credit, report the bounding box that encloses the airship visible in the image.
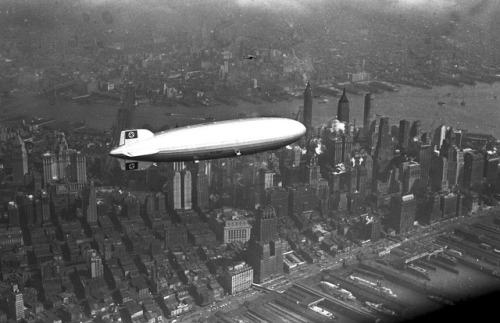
[109,117,306,170]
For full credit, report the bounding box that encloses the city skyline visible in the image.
[1,1,500,322]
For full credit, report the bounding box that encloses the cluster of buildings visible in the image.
[0,78,499,322]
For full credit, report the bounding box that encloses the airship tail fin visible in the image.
[118,159,153,171]
[119,129,154,146]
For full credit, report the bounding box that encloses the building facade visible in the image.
[222,262,253,295]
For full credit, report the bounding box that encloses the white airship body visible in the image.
[109,117,306,170]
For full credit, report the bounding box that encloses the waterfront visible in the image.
[3,82,500,138]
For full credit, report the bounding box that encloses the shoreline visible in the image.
[1,82,499,138]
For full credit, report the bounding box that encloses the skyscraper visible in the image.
[363,93,373,133]
[42,133,86,188]
[390,194,416,234]
[259,169,274,191]
[182,169,192,210]
[432,125,447,150]
[303,82,313,136]
[337,88,350,124]
[9,285,24,321]
[400,161,421,194]
[249,205,284,284]
[41,190,51,223]
[429,155,448,192]
[196,161,210,210]
[463,151,484,188]
[87,249,103,278]
[166,167,192,210]
[375,116,393,174]
[342,134,353,163]
[418,143,432,184]
[7,202,20,227]
[399,119,411,149]
[265,188,289,217]
[254,206,278,243]
[87,181,97,224]
[11,134,28,185]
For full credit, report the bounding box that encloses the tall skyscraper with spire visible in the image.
[12,134,28,185]
[337,88,350,124]
[303,82,313,137]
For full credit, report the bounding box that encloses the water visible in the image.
[4,82,500,138]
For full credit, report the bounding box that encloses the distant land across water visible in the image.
[3,82,499,138]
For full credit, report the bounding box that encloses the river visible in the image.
[3,82,499,138]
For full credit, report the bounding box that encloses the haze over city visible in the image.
[0,1,499,323]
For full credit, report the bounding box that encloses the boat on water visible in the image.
[365,301,398,317]
[349,275,397,297]
[309,305,337,320]
[318,281,356,301]
[427,295,455,306]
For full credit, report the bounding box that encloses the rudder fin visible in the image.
[118,129,154,146]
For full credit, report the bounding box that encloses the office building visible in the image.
[248,239,284,284]
[337,89,350,124]
[9,285,24,321]
[342,135,353,164]
[399,119,411,149]
[196,161,210,209]
[484,154,499,186]
[11,134,28,185]
[417,143,432,184]
[222,262,253,295]
[41,190,51,223]
[390,194,416,234]
[447,146,464,186]
[254,205,278,242]
[303,82,313,137]
[211,208,252,244]
[363,93,373,133]
[259,169,274,191]
[400,161,420,194]
[441,192,458,220]
[86,181,97,223]
[265,188,289,217]
[166,168,192,210]
[288,184,317,216]
[463,150,484,188]
[87,250,103,278]
[7,202,20,227]
[24,195,35,226]
[429,156,448,192]
[42,132,86,188]
[282,165,301,187]
[305,155,320,187]
[374,117,393,174]
[432,125,447,150]
[324,133,344,166]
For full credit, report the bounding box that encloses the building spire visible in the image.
[339,88,348,103]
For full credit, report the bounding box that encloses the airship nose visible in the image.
[289,119,306,136]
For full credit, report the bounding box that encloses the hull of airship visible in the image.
[110,117,306,164]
